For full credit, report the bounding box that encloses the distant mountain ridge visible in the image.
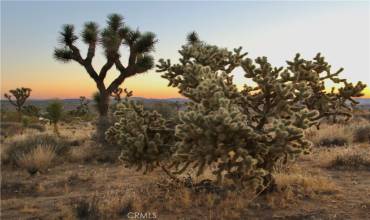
[0,97,188,111]
[1,97,369,110]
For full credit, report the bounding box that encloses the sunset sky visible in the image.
[1,1,369,99]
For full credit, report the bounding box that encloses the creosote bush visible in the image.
[107,33,366,190]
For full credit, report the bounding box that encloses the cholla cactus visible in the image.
[4,87,32,121]
[110,87,133,102]
[156,33,366,189]
[107,32,365,189]
[71,96,90,116]
[105,100,174,173]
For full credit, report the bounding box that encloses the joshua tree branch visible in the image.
[67,44,85,65]
[99,60,115,80]
[85,43,96,62]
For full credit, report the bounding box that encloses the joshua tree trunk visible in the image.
[97,91,110,116]
[53,123,60,136]
[96,91,111,142]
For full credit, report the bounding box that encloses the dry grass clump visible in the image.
[16,145,56,175]
[74,190,142,219]
[0,122,23,137]
[328,153,370,170]
[67,141,97,163]
[1,131,89,166]
[274,172,338,198]
[305,145,370,170]
[353,125,370,143]
[306,124,353,147]
[146,178,257,219]
[26,123,46,132]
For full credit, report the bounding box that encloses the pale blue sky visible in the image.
[1,1,369,98]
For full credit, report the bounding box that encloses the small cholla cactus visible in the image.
[71,96,90,117]
[4,87,32,121]
[110,87,133,102]
[105,99,175,173]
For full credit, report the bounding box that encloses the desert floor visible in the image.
[1,120,370,220]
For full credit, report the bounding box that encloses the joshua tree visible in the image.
[46,101,63,136]
[53,14,157,120]
[4,87,32,121]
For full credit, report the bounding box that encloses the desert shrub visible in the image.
[67,142,97,163]
[21,116,31,127]
[274,171,338,198]
[16,144,56,174]
[74,192,135,219]
[26,123,46,132]
[0,122,23,137]
[306,124,352,147]
[319,137,348,147]
[329,153,370,170]
[108,33,366,190]
[3,133,71,165]
[22,105,41,117]
[46,100,64,135]
[353,125,370,143]
[1,111,22,122]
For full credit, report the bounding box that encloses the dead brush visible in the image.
[306,124,352,147]
[329,153,370,170]
[67,141,97,163]
[74,190,139,219]
[353,125,370,143]
[16,144,56,175]
[274,172,338,198]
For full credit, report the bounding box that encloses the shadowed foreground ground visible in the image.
[1,122,370,219]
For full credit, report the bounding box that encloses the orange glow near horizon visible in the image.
[1,71,183,99]
[2,78,369,100]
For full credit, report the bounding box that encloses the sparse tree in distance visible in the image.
[46,101,63,136]
[4,87,32,121]
[54,13,157,140]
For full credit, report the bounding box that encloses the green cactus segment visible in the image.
[105,100,174,174]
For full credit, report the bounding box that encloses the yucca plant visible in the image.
[46,101,63,136]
